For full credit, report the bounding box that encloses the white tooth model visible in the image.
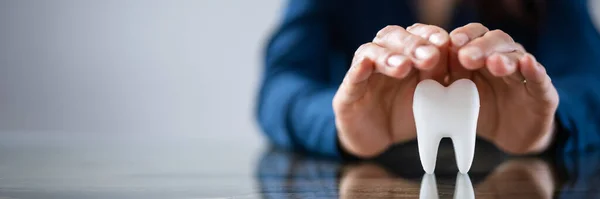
[419,173,475,199]
[413,79,480,174]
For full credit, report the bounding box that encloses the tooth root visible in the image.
[451,133,476,174]
[453,173,475,199]
[417,134,442,174]
[420,174,439,199]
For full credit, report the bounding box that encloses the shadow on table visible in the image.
[255,139,600,198]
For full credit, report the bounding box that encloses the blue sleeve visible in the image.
[256,0,341,157]
[554,75,600,152]
[539,0,600,154]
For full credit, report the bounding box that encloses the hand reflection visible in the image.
[339,163,421,198]
[475,158,555,199]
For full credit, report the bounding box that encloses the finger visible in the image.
[373,25,440,71]
[485,51,523,78]
[458,29,519,70]
[449,23,490,48]
[520,53,554,97]
[407,23,450,47]
[336,43,411,104]
[448,23,489,82]
[503,50,527,83]
[407,23,450,83]
[350,42,413,80]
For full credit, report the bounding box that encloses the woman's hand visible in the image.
[334,22,558,158]
[333,25,449,158]
[449,23,559,154]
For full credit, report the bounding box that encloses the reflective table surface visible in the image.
[0,132,598,198]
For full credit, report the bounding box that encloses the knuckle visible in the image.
[411,23,425,27]
[377,25,401,37]
[487,29,504,36]
[409,24,445,38]
[402,34,426,52]
[466,22,482,27]
[425,25,448,38]
[402,33,421,43]
[351,55,367,69]
[375,25,404,41]
[466,22,489,31]
[515,42,524,48]
[421,27,436,35]
[514,42,525,51]
[432,27,448,36]
[354,43,372,56]
[423,24,443,32]
[352,44,379,69]
[383,25,404,32]
[487,29,513,42]
[407,23,424,31]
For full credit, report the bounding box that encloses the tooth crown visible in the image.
[413,79,480,174]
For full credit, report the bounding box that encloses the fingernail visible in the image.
[387,55,407,68]
[429,33,446,46]
[451,33,469,47]
[461,47,483,61]
[415,46,436,60]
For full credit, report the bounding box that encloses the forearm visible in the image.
[257,71,340,157]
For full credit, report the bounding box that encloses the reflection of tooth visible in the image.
[419,173,475,199]
[413,79,479,174]
[454,173,475,199]
[419,174,439,199]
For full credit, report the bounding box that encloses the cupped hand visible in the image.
[448,23,559,154]
[333,25,449,158]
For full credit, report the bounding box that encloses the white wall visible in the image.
[0,1,282,144]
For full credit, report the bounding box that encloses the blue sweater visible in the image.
[256,0,600,158]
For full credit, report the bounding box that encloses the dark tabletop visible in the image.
[0,132,598,199]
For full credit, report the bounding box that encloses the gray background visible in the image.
[0,0,282,143]
[0,1,284,185]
